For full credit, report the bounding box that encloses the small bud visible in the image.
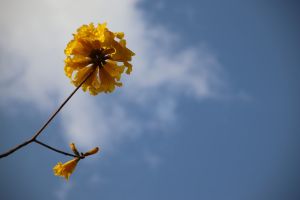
[70,143,80,156]
[83,147,100,157]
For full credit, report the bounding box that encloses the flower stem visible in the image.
[34,139,83,158]
[0,71,94,159]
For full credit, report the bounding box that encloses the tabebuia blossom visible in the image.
[64,23,135,95]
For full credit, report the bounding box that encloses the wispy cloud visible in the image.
[0,0,224,150]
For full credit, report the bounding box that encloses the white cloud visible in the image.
[0,0,224,150]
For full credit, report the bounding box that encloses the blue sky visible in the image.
[0,0,300,200]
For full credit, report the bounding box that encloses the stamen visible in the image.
[89,48,110,67]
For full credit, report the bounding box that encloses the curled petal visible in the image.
[115,32,124,39]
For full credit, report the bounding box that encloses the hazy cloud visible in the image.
[0,0,224,150]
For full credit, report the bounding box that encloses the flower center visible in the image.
[89,48,110,67]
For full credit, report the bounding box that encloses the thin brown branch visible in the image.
[0,71,94,159]
[34,139,83,158]
[0,139,32,158]
[31,71,94,140]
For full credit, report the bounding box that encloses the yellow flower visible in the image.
[53,158,79,180]
[64,23,135,95]
[53,143,100,180]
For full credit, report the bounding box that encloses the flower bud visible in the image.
[70,143,80,156]
[83,147,100,157]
